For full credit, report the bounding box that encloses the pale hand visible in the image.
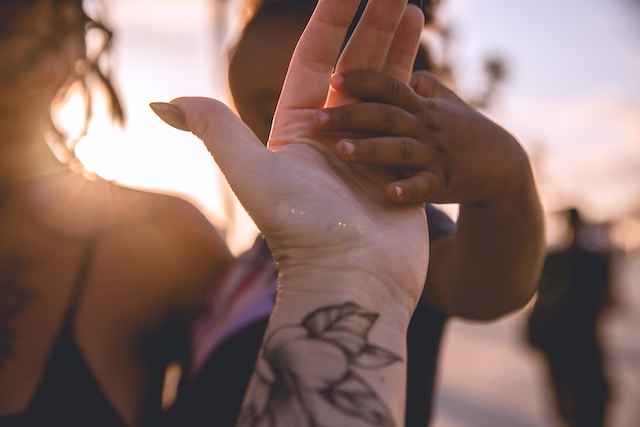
[170,0,428,307]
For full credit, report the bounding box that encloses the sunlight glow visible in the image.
[74,128,121,182]
[52,87,89,143]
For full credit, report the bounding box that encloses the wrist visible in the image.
[274,268,418,332]
[460,153,541,228]
[253,275,412,427]
[267,229,427,326]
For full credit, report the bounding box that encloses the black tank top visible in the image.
[0,239,127,427]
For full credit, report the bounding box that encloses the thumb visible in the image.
[150,97,271,210]
[171,96,267,175]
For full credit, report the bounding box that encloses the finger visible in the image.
[382,3,425,83]
[277,0,361,111]
[335,136,436,169]
[385,170,441,203]
[167,97,273,208]
[410,70,454,99]
[318,102,421,136]
[329,70,422,112]
[335,0,407,75]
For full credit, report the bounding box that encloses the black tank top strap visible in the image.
[61,234,98,328]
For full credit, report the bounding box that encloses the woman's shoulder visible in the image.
[96,179,199,222]
[86,178,205,231]
[98,180,230,260]
[90,180,233,327]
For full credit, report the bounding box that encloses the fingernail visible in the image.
[316,111,329,127]
[394,185,403,198]
[149,102,189,132]
[341,141,355,157]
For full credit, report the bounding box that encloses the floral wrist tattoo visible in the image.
[237,302,402,427]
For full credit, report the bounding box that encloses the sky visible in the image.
[436,0,640,223]
[76,0,640,250]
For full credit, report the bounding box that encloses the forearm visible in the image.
[236,271,414,427]
[426,166,545,320]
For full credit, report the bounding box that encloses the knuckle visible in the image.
[364,140,377,159]
[332,107,353,126]
[399,137,414,160]
[384,76,402,98]
[379,104,397,124]
[407,181,420,201]
[416,171,438,203]
[419,99,437,130]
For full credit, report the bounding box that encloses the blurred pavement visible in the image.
[431,252,640,427]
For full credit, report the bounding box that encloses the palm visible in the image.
[177,0,428,300]
[266,0,426,288]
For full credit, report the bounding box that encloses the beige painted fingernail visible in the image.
[149,102,189,131]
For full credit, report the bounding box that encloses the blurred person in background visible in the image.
[162,0,545,426]
[0,1,232,426]
[527,207,617,427]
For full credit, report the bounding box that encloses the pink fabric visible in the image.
[190,238,277,376]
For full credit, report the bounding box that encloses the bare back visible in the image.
[0,171,232,427]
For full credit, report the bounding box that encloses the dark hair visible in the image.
[0,0,124,162]
[241,0,441,72]
[421,0,440,25]
[243,0,440,25]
